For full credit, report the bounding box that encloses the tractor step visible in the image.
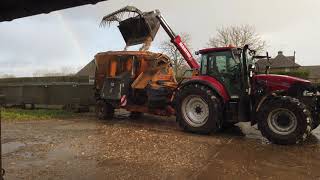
[225,101,239,123]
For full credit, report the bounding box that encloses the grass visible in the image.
[1,108,76,121]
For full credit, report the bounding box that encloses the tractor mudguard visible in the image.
[251,90,286,125]
[287,82,316,96]
[177,76,230,103]
[255,90,286,113]
[255,82,315,114]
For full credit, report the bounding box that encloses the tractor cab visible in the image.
[197,46,254,98]
[196,45,255,122]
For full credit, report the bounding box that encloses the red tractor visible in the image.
[97,6,320,145]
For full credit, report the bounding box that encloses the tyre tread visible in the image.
[258,96,312,145]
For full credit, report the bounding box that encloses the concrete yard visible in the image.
[2,112,320,180]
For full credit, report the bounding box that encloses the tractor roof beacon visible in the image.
[98,6,320,145]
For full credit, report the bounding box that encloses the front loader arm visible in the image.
[155,10,200,70]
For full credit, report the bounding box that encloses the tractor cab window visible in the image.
[201,50,242,96]
[201,57,208,75]
[202,51,240,77]
[215,56,227,73]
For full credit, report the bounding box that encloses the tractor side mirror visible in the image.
[195,51,199,55]
[253,55,271,59]
[253,52,271,60]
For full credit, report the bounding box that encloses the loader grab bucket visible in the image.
[119,12,160,46]
[101,6,160,46]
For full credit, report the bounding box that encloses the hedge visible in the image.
[272,70,310,79]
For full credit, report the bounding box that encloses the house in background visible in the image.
[256,51,320,83]
[255,51,300,73]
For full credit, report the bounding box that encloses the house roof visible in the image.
[256,52,300,70]
[76,60,96,77]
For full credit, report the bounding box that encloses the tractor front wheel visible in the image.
[175,84,222,134]
[258,96,312,145]
[95,100,114,120]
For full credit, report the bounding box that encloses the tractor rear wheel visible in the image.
[95,100,114,120]
[175,84,222,134]
[257,96,312,145]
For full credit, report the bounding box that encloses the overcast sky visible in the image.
[0,0,319,76]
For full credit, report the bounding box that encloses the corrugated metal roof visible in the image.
[0,0,107,22]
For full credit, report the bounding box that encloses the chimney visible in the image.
[278,51,283,56]
[293,51,296,62]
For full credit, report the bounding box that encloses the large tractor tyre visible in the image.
[175,84,223,134]
[129,112,143,120]
[288,83,320,130]
[95,100,115,120]
[257,96,312,145]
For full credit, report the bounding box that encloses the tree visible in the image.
[208,25,266,53]
[159,33,192,76]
